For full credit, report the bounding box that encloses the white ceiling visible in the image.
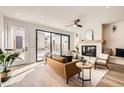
[0,6,124,32]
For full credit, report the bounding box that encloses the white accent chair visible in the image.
[94,53,110,69]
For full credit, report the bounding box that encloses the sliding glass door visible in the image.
[62,35,69,55]
[37,31,51,61]
[52,33,61,55]
[36,30,70,62]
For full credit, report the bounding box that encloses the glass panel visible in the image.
[36,30,70,62]
[52,33,61,55]
[16,36,23,49]
[10,26,25,60]
[62,35,69,55]
[37,31,50,61]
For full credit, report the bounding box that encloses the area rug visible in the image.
[69,67,109,87]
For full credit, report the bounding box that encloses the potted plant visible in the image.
[80,57,87,65]
[0,49,20,82]
[72,44,79,59]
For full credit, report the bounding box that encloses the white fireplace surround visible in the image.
[78,42,102,57]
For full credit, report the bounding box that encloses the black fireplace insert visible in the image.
[82,45,96,57]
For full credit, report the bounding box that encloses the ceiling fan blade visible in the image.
[66,19,82,28]
[65,24,73,27]
[77,24,83,27]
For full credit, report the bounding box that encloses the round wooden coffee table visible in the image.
[76,62,93,86]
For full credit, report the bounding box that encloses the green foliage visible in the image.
[0,49,20,72]
[0,49,4,54]
[75,44,79,54]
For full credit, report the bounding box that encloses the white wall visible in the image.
[73,22,102,57]
[4,17,73,64]
[103,21,124,54]
[0,14,4,49]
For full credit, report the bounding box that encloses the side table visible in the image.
[76,62,93,86]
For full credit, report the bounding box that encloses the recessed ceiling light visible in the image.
[106,6,110,9]
[15,12,24,16]
[41,21,44,23]
[15,13,20,16]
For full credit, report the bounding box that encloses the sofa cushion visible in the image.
[52,55,67,63]
[97,59,107,64]
[61,55,72,62]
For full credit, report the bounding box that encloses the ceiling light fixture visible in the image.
[73,24,77,27]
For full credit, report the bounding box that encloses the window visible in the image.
[52,33,61,55]
[16,36,23,49]
[36,29,70,62]
[37,31,50,61]
[62,35,69,55]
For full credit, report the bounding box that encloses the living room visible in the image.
[0,5,124,89]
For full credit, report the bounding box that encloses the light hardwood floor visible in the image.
[4,62,124,87]
[97,63,124,87]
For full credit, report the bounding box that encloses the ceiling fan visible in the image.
[65,19,83,28]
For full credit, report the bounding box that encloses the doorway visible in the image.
[4,23,30,66]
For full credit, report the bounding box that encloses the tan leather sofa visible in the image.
[46,54,80,84]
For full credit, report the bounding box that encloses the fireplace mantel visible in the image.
[79,40,104,44]
[77,40,103,57]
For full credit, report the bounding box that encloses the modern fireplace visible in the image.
[82,45,96,57]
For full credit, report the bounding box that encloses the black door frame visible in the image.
[36,29,70,62]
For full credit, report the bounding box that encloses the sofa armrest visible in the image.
[64,61,81,78]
